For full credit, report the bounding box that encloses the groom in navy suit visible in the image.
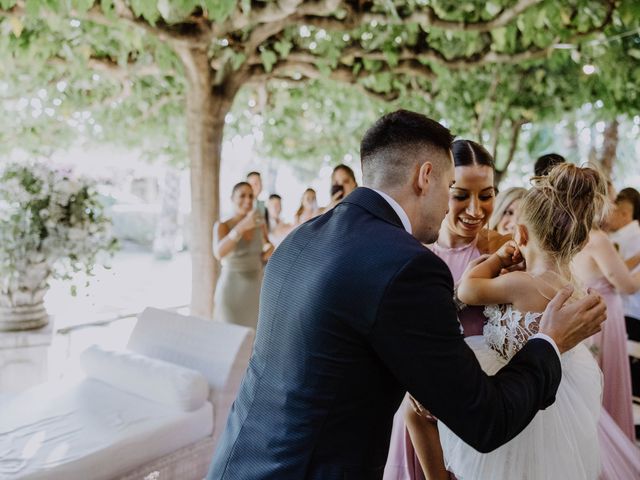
[208,110,606,479]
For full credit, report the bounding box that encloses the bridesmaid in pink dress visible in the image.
[573,228,640,440]
[384,140,507,480]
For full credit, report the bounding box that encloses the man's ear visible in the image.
[514,224,528,247]
[414,161,433,196]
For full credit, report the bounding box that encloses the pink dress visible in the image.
[585,276,635,441]
[384,246,640,480]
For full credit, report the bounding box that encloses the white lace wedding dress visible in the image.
[438,304,603,480]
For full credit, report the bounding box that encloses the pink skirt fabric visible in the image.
[598,408,640,479]
[586,276,635,441]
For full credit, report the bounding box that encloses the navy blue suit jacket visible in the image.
[208,187,561,479]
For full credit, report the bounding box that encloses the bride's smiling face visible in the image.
[445,165,495,240]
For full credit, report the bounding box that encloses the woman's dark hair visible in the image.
[617,187,640,221]
[231,181,252,196]
[534,153,565,177]
[332,164,357,183]
[451,139,495,169]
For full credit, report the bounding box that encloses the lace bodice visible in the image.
[483,304,542,360]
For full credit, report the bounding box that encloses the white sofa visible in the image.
[0,308,254,480]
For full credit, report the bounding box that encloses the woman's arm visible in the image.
[214,212,257,260]
[213,222,238,260]
[261,224,274,262]
[591,231,640,294]
[405,397,450,480]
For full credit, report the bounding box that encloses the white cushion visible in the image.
[80,345,209,412]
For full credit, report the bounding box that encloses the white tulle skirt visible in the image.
[438,336,603,480]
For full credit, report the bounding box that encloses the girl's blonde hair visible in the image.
[521,163,608,268]
[488,187,527,231]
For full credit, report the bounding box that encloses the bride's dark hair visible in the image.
[521,163,607,268]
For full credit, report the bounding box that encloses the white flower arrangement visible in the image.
[0,161,118,296]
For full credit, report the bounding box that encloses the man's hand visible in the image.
[538,285,607,354]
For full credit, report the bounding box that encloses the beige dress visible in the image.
[213,226,263,329]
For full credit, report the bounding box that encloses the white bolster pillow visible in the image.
[80,345,209,412]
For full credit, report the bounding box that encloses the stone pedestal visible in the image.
[0,319,53,393]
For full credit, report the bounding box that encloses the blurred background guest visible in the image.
[247,171,269,226]
[573,183,640,441]
[488,187,527,235]
[213,182,273,329]
[608,187,640,410]
[295,188,321,225]
[323,164,358,212]
[267,193,292,248]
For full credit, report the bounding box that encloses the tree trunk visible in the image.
[494,119,524,186]
[177,45,237,318]
[599,119,619,179]
[490,111,505,163]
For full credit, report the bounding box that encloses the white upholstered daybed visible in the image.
[0,307,254,480]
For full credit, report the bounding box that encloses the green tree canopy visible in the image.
[1,0,639,315]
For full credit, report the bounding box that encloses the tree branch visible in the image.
[82,2,208,48]
[247,60,397,102]
[361,0,544,32]
[495,118,526,185]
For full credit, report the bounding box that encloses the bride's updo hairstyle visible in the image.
[521,163,607,267]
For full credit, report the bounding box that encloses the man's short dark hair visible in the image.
[247,171,261,179]
[269,194,282,201]
[534,153,565,177]
[360,110,454,188]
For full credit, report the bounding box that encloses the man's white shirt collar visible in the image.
[370,188,412,234]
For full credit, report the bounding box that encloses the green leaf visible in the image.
[231,51,246,70]
[203,0,235,22]
[0,0,17,8]
[274,39,292,58]
[260,49,277,73]
[383,48,399,67]
[100,0,116,19]
[129,0,160,24]
[71,0,94,13]
[628,49,640,60]
[492,28,507,50]
[25,0,41,16]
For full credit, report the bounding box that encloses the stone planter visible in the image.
[0,262,50,331]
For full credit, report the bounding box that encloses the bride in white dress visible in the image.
[437,163,608,480]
